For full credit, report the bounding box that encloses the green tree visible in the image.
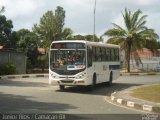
[16,29,39,68]
[33,6,65,49]
[73,34,85,40]
[8,31,19,49]
[16,29,38,53]
[16,29,31,51]
[0,6,13,48]
[157,41,160,49]
[33,11,55,49]
[104,8,159,72]
[72,34,99,41]
[85,35,99,42]
[54,6,65,40]
[61,28,73,40]
[145,39,158,51]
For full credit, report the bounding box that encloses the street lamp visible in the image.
[93,0,96,42]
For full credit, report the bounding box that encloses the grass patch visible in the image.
[130,84,160,103]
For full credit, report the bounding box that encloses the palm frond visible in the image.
[137,21,147,31]
[107,37,125,44]
[104,28,126,37]
[112,23,125,31]
[131,9,142,28]
[135,15,148,28]
[123,8,132,31]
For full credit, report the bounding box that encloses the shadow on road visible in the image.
[0,78,143,97]
[0,92,77,113]
[55,82,143,96]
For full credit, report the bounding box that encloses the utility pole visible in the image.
[93,0,96,42]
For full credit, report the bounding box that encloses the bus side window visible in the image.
[111,49,114,61]
[99,48,102,61]
[102,48,106,61]
[114,49,116,61]
[105,48,108,61]
[96,47,101,61]
[87,46,92,67]
[95,47,98,61]
[92,47,96,61]
[107,49,111,61]
[117,49,120,61]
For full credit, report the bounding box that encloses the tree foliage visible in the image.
[104,8,159,72]
[16,29,39,67]
[61,28,73,40]
[0,6,13,48]
[73,34,99,42]
[17,29,38,51]
[54,6,65,40]
[33,6,66,49]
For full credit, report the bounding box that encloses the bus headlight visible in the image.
[50,73,57,78]
[76,73,85,79]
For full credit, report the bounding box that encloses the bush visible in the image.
[0,63,16,75]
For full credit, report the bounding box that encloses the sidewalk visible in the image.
[109,85,160,113]
[120,72,160,76]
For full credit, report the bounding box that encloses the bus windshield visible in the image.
[50,50,86,75]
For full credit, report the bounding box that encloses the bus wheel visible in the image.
[93,74,97,88]
[107,72,113,87]
[59,85,65,90]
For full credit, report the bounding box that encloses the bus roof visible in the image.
[51,40,120,49]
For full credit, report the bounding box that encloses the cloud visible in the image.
[138,0,158,6]
[1,0,41,18]
[0,0,160,37]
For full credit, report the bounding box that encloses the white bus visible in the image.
[49,40,120,90]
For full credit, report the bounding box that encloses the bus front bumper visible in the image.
[49,78,87,86]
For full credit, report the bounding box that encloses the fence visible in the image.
[121,59,160,72]
[0,51,26,74]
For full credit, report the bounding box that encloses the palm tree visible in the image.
[104,8,159,72]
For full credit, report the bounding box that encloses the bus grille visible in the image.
[61,80,74,83]
[60,77,75,78]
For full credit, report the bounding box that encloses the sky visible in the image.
[0,0,160,38]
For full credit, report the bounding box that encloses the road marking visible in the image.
[127,101,135,107]
[111,96,115,101]
[117,98,123,104]
[143,105,152,112]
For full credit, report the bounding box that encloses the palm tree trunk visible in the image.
[126,37,132,72]
[127,46,131,72]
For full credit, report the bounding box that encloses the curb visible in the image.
[110,92,160,113]
[120,72,160,76]
[0,74,49,80]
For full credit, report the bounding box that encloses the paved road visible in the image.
[0,75,159,119]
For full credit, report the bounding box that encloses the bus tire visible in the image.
[107,71,113,87]
[59,85,65,90]
[92,73,97,88]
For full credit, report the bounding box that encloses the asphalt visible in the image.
[0,73,160,113]
[0,74,49,79]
